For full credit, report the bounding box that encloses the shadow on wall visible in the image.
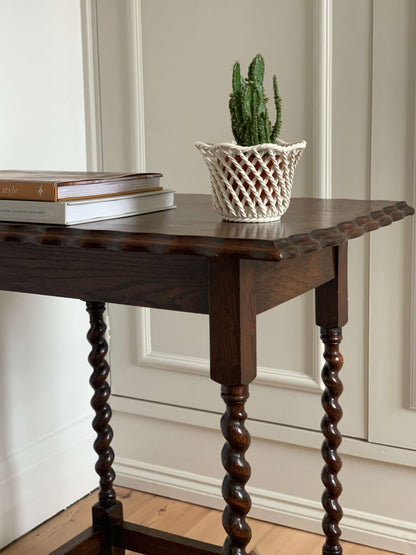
[0,291,94,548]
[0,292,17,544]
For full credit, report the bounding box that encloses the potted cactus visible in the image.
[196,54,306,222]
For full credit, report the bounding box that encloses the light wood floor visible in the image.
[1,487,398,555]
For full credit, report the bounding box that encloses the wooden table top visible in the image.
[0,194,413,261]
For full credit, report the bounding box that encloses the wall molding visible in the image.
[411,193,416,410]
[367,0,416,424]
[128,0,146,172]
[80,0,145,172]
[112,395,416,469]
[80,0,103,171]
[312,0,332,200]
[0,415,96,549]
[311,0,334,391]
[0,413,93,476]
[114,456,416,554]
[110,0,332,398]
[410,38,416,410]
[135,307,322,393]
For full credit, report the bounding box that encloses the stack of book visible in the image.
[0,170,175,225]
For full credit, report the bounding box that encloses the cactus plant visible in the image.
[196,53,306,221]
[229,54,282,146]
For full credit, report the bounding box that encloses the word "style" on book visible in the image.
[1,186,18,197]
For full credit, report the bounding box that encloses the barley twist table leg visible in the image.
[86,301,124,554]
[221,384,252,555]
[320,327,344,555]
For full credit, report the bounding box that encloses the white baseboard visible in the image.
[0,415,97,549]
[114,456,416,554]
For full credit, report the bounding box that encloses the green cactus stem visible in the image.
[229,54,282,146]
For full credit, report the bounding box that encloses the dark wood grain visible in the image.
[2,194,413,555]
[0,244,208,313]
[49,527,103,555]
[0,195,412,262]
[86,302,118,510]
[220,385,252,555]
[255,247,336,314]
[315,245,347,553]
[114,522,223,554]
[319,328,344,555]
[209,258,256,385]
[315,244,348,328]
[86,302,125,554]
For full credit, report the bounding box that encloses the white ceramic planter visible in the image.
[196,139,306,222]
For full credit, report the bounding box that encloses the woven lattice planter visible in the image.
[196,139,306,222]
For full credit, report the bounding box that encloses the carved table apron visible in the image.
[0,194,413,555]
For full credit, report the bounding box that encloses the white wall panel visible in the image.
[96,0,145,172]
[140,0,313,196]
[98,0,416,550]
[112,407,416,554]
[110,0,367,437]
[368,0,416,449]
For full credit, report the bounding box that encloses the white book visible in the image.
[0,190,175,225]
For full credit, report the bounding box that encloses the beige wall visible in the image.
[0,1,96,548]
[2,0,414,552]
[142,0,313,196]
[108,1,416,553]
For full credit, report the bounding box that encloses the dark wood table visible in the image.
[0,194,413,555]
